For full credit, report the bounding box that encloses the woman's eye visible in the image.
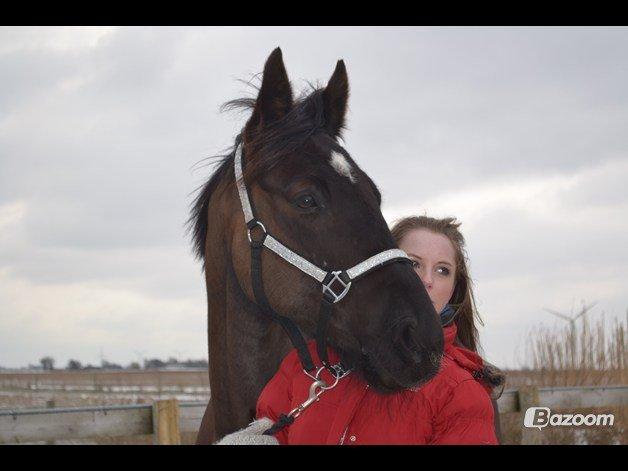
[295,194,318,209]
[411,260,419,269]
[436,266,450,276]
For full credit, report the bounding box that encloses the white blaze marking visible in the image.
[330,151,356,183]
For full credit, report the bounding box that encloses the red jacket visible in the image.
[256,323,498,445]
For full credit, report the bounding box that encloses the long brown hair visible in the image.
[391,215,505,396]
[390,215,481,352]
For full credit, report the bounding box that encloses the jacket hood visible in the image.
[444,322,505,398]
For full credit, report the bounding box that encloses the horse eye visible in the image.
[295,194,318,209]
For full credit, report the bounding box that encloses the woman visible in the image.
[217,216,505,445]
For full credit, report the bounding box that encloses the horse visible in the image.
[189,48,444,444]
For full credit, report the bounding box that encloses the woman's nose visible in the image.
[419,271,433,289]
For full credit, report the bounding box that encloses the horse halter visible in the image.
[234,142,413,375]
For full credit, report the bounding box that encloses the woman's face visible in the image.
[398,228,457,314]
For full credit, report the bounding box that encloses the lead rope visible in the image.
[263,365,350,436]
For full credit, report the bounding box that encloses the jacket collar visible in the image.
[443,322,458,349]
[443,322,487,380]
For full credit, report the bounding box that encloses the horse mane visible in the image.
[187,146,236,263]
[187,82,346,265]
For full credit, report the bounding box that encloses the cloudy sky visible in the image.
[1,26,626,369]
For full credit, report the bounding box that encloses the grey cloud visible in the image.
[1,27,627,367]
[560,160,628,209]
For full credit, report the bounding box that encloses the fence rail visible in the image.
[0,401,207,444]
[0,370,209,395]
[0,385,626,445]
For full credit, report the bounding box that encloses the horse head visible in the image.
[194,48,444,394]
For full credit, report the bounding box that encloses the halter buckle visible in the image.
[322,271,352,303]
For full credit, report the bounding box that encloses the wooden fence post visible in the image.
[45,400,56,445]
[519,386,543,445]
[152,399,181,445]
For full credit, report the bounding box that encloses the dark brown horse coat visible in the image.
[191,48,444,443]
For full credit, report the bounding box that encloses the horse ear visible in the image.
[322,60,349,138]
[247,47,293,132]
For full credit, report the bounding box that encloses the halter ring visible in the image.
[247,220,267,244]
[303,364,350,390]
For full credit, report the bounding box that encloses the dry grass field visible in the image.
[499,312,626,445]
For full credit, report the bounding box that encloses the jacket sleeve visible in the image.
[429,379,499,445]
[255,351,297,445]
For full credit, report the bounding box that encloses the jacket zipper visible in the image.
[339,427,348,445]
[338,384,369,445]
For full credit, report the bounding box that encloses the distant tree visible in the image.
[181,359,209,368]
[127,362,141,370]
[66,359,82,370]
[143,358,165,370]
[101,360,123,370]
[40,357,55,371]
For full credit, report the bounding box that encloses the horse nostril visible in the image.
[401,325,412,346]
[396,321,422,363]
[402,325,417,349]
